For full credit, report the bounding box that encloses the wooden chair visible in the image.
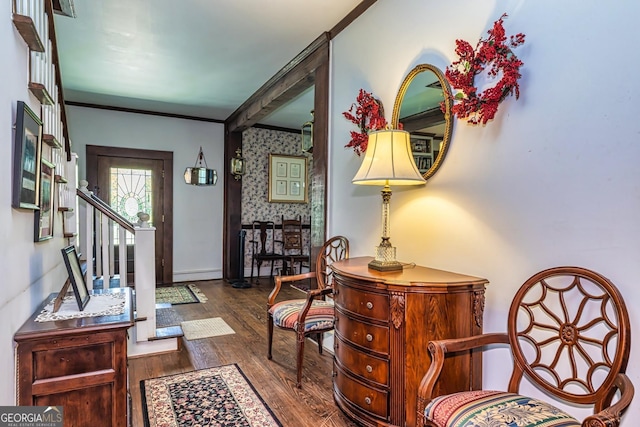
[249,221,284,283]
[267,235,349,388]
[279,215,310,276]
[417,266,633,427]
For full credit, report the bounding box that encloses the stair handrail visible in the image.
[76,188,136,234]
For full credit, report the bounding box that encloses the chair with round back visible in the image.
[417,266,633,427]
[267,235,349,388]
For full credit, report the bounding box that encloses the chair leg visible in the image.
[296,330,306,388]
[267,313,274,360]
[317,332,324,355]
[255,260,263,284]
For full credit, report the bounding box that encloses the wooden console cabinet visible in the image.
[15,288,133,427]
[331,257,488,427]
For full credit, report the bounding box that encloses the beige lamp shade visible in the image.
[352,129,425,186]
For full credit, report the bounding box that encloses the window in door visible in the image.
[110,167,153,245]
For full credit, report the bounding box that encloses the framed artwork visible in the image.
[34,159,55,242]
[61,245,90,311]
[268,154,308,203]
[12,101,42,210]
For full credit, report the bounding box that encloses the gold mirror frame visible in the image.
[391,64,453,181]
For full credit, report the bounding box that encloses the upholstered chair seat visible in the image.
[268,299,334,332]
[424,390,580,427]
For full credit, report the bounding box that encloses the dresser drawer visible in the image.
[334,364,388,420]
[335,309,389,354]
[334,337,388,386]
[34,342,115,379]
[334,283,389,321]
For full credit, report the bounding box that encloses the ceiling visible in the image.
[53,0,364,129]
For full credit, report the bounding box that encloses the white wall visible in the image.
[66,106,225,282]
[329,0,640,423]
[1,3,70,405]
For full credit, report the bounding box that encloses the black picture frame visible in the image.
[12,101,42,210]
[61,245,90,311]
[34,159,55,242]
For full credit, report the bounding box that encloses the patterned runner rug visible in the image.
[155,284,207,305]
[141,364,282,427]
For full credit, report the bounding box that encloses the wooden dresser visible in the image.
[14,288,133,427]
[331,257,488,427]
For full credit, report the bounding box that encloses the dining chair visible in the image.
[267,235,349,388]
[249,220,284,284]
[279,215,310,276]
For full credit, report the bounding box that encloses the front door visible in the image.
[86,145,173,285]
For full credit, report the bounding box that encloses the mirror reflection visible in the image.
[391,64,453,180]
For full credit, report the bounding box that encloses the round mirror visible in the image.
[391,64,453,181]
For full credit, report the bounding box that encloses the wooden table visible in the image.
[330,257,488,427]
[14,287,133,427]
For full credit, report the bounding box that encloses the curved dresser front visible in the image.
[330,257,488,427]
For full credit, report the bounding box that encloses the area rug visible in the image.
[141,364,282,427]
[180,317,235,340]
[155,284,208,305]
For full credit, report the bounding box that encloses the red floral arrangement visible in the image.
[343,89,387,155]
[444,13,525,125]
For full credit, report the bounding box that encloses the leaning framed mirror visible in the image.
[391,64,453,181]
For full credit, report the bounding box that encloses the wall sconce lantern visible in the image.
[301,110,314,154]
[230,148,246,180]
[184,146,217,186]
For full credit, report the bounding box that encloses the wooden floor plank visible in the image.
[128,279,358,427]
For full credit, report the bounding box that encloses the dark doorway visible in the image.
[86,145,173,285]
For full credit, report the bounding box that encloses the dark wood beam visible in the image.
[400,108,446,133]
[223,130,243,280]
[65,101,223,123]
[225,33,329,133]
[329,0,377,38]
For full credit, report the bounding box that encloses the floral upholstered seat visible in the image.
[424,390,580,427]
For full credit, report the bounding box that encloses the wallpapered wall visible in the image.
[241,127,312,275]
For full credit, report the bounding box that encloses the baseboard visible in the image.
[173,268,222,282]
[128,337,179,357]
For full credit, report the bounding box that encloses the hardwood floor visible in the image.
[128,279,357,427]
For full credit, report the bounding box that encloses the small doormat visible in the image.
[155,284,207,305]
[180,317,235,340]
[155,307,182,328]
[141,364,282,427]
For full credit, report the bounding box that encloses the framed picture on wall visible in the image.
[268,154,308,203]
[34,159,55,242]
[12,101,42,210]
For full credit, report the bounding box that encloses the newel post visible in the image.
[134,217,156,341]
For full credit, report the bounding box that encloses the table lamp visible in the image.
[352,129,425,271]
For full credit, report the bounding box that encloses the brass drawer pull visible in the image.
[366,334,373,342]
[364,396,372,405]
[366,365,372,373]
[366,301,373,310]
